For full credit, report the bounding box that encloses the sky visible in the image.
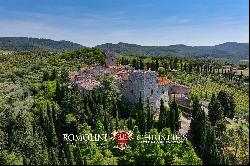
[0,0,249,47]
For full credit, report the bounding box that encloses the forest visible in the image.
[96,42,249,63]
[0,37,84,52]
[0,48,249,165]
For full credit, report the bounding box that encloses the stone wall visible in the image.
[169,83,189,95]
[71,64,174,111]
[120,70,169,110]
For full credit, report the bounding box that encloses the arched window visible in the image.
[151,89,153,95]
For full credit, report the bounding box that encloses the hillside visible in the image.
[0,37,248,63]
[95,42,249,62]
[0,37,84,52]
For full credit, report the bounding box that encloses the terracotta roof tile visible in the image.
[157,77,172,86]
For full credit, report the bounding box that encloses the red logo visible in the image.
[111,130,133,150]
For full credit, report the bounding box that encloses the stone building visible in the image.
[69,52,189,110]
[105,51,116,67]
[169,83,190,107]
[113,70,172,109]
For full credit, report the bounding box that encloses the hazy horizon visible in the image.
[0,0,249,47]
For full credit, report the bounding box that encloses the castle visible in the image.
[69,52,189,110]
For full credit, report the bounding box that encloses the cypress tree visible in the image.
[146,99,152,132]
[59,150,67,165]
[172,100,180,132]
[190,98,208,157]
[173,57,178,70]
[60,68,69,83]
[217,91,236,119]
[151,61,156,71]
[48,148,59,165]
[146,62,150,70]
[64,144,74,165]
[204,124,224,165]
[73,146,83,165]
[50,67,57,81]
[139,59,144,70]
[132,59,137,69]
[208,98,223,126]
[121,57,124,65]
[46,103,58,148]
[127,117,133,130]
[158,98,166,131]
[104,111,110,133]
[115,109,119,131]
[184,63,187,72]
[42,70,49,81]
[155,59,159,71]
[54,80,61,103]
[169,101,176,133]
[138,93,146,134]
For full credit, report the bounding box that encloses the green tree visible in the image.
[42,70,49,81]
[137,93,146,134]
[204,124,224,165]
[50,67,57,81]
[48,148,59,165]
[208,94,224,126]
[158,67,165,76]
[190,98,208,158]
[146,99,152,132]
[217,91,236,119]
[158,98,166,131]
[139,59,144,70]
[155,59,159,71]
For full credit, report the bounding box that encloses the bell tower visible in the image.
[105,51,116,67]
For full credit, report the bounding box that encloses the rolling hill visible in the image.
[0,37,248,63]
[0,37,84,52]
[95,42,249,62]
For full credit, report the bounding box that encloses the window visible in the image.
[151,90,153,95]
[162,90,164,94]
[131,90,133,94]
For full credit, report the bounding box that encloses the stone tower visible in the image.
[105,51,116,67]
[121,70,160,108]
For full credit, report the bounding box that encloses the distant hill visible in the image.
[0,37,85,52]
[0,37,248,62]
[95,42,249,62]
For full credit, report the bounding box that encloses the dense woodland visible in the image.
[96,42,249,63]
[0,48,249,165]
[0,37,84,52]
[0,37,249,63]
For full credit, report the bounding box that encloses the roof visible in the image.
[79,78,100,91]
[68,71,79,81]
[157,77,172,86]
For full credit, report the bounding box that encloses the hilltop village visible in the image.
[69,52,189,110]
